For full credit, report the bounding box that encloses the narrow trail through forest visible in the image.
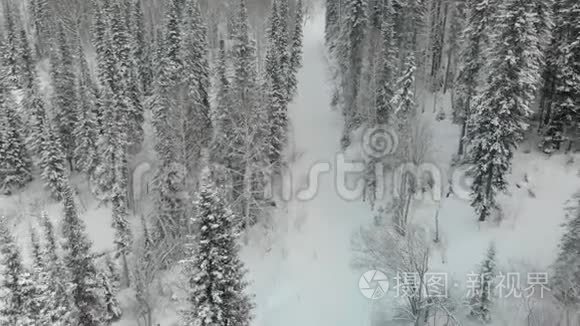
[246,12,374,326]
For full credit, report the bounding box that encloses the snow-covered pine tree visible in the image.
[338,0,369,148]
[467,0,542,222]
[2,2,23,89]
[99,256,122,325]
[277,0,291,98]
[61,184,105,326]
[181,0,213,175]
[468,244,497,323]
[110,0,142,152]
[531,0,554,56]
[181,168,253,326]
[288,0,304,101]
[375,0,397,125]
[454,0,497,158]
[50,23,78,170]
[0,73,32,193]
[552,196,580,310]
[539,0,580,152]
[39,212,74,325]
[130,0,153,95]
[392,53,417,146]
[39,118,68,200]
[150,0,190,241]
[108,1,136,267]
[325,0,342,53]
[28,0,52,57]
[93,0,112,89]
[265,0,289,170]
[211,40,235,168]
[19,28,36,91]
[0,217,36,325]
[73,37,99,176]
[230,0,270,227]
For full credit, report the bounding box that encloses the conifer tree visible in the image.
[230,0,269,226]
[181,168,253,326]
[99,256,122,324]
[2,2,23,89]
[131,0,153,95]
[73,38,99,176]
[454,0,497,158]
[339,0,369,147]
[288,0,304,102]
[265,0,289,170]
[0,79,33,193]
[28,0,52,57]
[540,0,580,151]
[50,23,78,169]
[39,120,68,200]
[61,185,105,326]
[181,0,213,175]
[19,28,36,90]
[211,40,234,167]
[375,0,397,125]
[39,212,73,325]
[151,0,189,240]
[468,244,497,323]
[0,217,36,325]
[325,0,341,53]
[467,0,542,222]
[552,197,580,309]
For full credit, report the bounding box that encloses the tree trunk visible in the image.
[457,119,467,158]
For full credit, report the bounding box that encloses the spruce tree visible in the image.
[454,0,497,158]
[265,0,289,170]
[50,23,78,169]
[39,212,74,325]
[540,0,580,151]
[19,28,36,91]
[230,0,269,226]
[467,0,542,222]
[39,120,68,200]
[2,2,23,89]
[99,256,122,324]
[552,197,580,309]
[375,0,397,125]
[73,38,99,176]
[339,0,369,147]
[325,0,341,53]
[181,0,213,175]
[288,0,304,102]
[151,0,188,240]
[468,244,497,323]
[181,168,253,326]
[211,40,235,167]
[0,217,36,325]
[131,0,153,95]
[0,79,33,193]
[61,184,105,326]
[28,0,52,57]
